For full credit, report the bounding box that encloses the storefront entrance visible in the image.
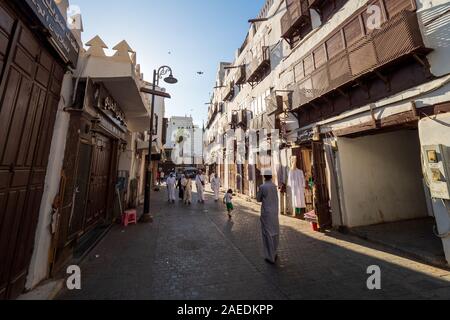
[291,141,332,228]
[0,2,65,299]
[337,126,445,264]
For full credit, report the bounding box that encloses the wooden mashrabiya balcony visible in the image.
[292,10,432,110]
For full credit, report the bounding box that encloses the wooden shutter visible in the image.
[344,16,364,47]
[312,141,332,229]
[384,0,415,19]
[326,31,345,60]
[314,45,327,68]
[304,54,314,76]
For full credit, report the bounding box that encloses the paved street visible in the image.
[58,186,450,300]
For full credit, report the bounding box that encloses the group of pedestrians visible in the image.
[165,170,208,205]
[165,169,281,265]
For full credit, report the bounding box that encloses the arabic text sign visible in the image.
[24,0,79,67]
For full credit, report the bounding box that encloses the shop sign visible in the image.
[24,0,80,67]
[297,129,314,144]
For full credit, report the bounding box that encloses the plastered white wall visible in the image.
[419,112,450,264]
[416,0,450,77]
[337,130,428,228]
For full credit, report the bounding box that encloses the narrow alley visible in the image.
[58,187,450,300]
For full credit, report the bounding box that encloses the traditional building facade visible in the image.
[205,0,450,265]
[0,0,159,299]
[0,0,80,299]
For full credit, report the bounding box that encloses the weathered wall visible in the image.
[337,130,428,228]
[26,72,73,289]
[419,112,450,264]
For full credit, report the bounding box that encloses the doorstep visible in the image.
[347,218,450,270]
[17,279,65,300]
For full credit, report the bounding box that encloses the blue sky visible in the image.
[74,0,265,126]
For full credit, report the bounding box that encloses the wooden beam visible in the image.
[337,88,349,99]
[334,110,419,137]
[140,88,171,98]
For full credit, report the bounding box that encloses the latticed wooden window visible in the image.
[344,16,364,47]
[384,0,415,19]
[304,54,314,76]
[326,31,345,59]
[313,45,326,68]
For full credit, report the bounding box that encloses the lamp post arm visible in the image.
[157,66,173,82]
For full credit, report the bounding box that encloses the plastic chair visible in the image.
[122,209,137,227]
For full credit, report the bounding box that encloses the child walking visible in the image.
[224,189,234,219]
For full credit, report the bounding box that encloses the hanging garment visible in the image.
[288,168,306,209]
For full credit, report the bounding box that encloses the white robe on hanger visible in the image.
[287,168,306,209]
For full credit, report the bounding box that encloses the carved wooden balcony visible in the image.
[281,0,310,44]
[223,81,235,101]
[292,11,431,110]
[247,46,271,85]
[235,65,246,85]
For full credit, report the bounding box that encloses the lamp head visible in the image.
[164,73,178,84]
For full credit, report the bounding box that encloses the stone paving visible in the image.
[58,185,450,300]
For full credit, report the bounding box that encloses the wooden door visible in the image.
[0,3,64,299]
[242,162,249,195]
[68,142,93,238]
[312,141,332,229]
[85,134,113,231]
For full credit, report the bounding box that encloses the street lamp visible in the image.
[141,66,178,223]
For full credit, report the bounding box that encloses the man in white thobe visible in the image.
[166,174,177,203]
[211,173,221,202]
[195,170,206,203]
[257,173,280,264]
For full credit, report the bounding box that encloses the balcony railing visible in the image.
[281,0,310,43]
[247,46,271,84]
[292,11,430,110]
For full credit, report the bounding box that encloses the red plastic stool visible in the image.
[122,209,137,227]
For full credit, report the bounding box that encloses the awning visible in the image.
[81,56,150,132]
